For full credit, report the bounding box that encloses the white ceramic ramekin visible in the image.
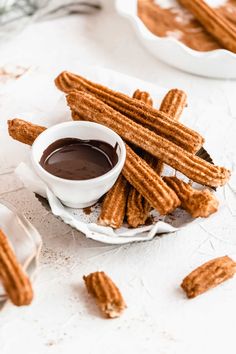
[31,121,126,208]
[115,0,236,78]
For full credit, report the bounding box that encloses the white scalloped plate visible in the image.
[0,202,42,306]
[115,0,236,78]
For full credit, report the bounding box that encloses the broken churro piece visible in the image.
[98,175,129,229]
[55,71,204,153]
[8,118,46,145]
[181,256,236,298]
[68,91,230,187]
[0,229,33,306]
[83,271,126,318]
[164,176,219,218]
[178,0,236,53]
[127,89,187,227]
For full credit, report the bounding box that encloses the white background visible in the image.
[0,1,236,353]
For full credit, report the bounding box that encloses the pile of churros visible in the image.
[3,74,234,313]
[8,71,230,230]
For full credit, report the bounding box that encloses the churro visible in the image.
[8,118,46,145]
[98,174,129,229]
[123,144,180,215]
[0,229,33,306]
[127,89,187,227]
[83,271,126,318]
[126,184,152,228]
[160,89,187,121]
[55,71,204,153]
[98,90,153,229]
[132,89,153,106]
[181,256,236,298]
[126,89,156,227]
[178,0,236,53]
[164,176,219,218]
[68,91,230,187]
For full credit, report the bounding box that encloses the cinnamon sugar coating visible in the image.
[83,271,126,318]
[181,256,236,298]
[55,71,204,153]
[68,91,230,188]
[164,176,219,218]
[0,229,33,306]
[178,0,236,53]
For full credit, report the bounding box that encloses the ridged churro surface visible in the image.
[8,118,46,145]
[123,145,180,215]
[0,229,33,306]
[127,89,187,227]
[83,271,126,318]
[55,71,204,153]
[126,89,156,227]
[132,89,153,106]
[68,91,230,187]
[98,175,129,229]
[160,89,187,121]
[164,176,219,218]
[181,256,236,298]
[98,90,153,229]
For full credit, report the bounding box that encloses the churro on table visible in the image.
[0,229,33,306]
[181,256,236,299]
[83,271,126,318]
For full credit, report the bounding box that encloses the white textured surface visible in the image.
[0,1,236,353]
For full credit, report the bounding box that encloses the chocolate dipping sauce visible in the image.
[40,138,118,180]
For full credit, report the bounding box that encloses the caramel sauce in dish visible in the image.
[40,138,118,180]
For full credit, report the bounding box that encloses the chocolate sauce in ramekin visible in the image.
[40,138,118,180]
